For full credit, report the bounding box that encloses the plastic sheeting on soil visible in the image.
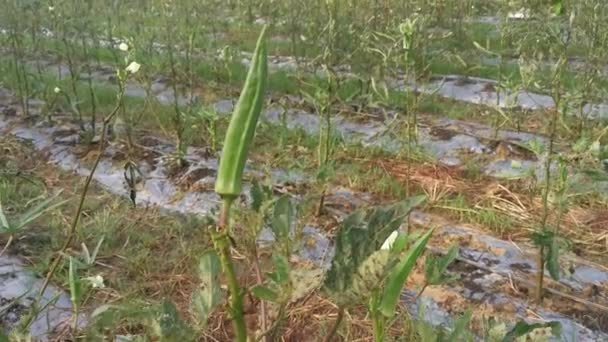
[1,87,607,340]
[8,56,608,183]
[0,256,82,339]
[2,114,608,341]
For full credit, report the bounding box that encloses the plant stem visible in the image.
[323,307,345,342]
[415,283,429,301]
[37,89,124,301]
[371,307,385,342]
[535,244,545,303]
[253,247,268,342]
[72,305,79,332]
[316,188,326,217]
[81,33,97,133]
[167,33,186,167]
[214,197,248,342]
[537,105,558,303]
[62,35,84,130]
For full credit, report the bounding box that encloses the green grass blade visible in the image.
[380,228,434,317]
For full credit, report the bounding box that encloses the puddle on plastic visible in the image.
[0,255,81,339]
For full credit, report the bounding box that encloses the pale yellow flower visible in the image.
[126,61,141,74]
[85,275,105,288]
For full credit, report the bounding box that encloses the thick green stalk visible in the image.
[213,198,248,342]
[536,245,545,303]
[372,317,384,342]
[537,57,563,303]
[212,26,268,342]
[371,303,385,342]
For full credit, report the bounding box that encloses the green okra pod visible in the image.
[215,26,268,198]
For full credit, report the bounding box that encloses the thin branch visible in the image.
[37,89,124,301]
[253,248,268,342]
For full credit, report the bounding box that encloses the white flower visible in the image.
[85,275,105,288]
[126,61,141,74]
[218,47,228,60]
[508,8,530,19]
[48,6,55,12]
[54,87,61,94]
[381,231,399,250]
[118,42,129,51]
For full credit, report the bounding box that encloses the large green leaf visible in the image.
[547,236,560,281]
[447,310,473,341]
[502,321,561,342]
[269,254,289,284]
[414,320,440,342]
[425,245,459,286]
[250,179,266,212]
[271,196,293,241]
[68,257,82,307]
[250,285,279,303]
[531,229,561,281]
[323,197,426,300]
[380,228,434,317]
[289,267,324,303]
[155,300,193,341]
[348,249,391,303]
[191,251,223,326]
[552,0,564,16]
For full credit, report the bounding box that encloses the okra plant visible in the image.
[517,4,574,303]
[213,26,268,342]
[398,13,434,199]
[164,19,188,168]
[58,5,86,131]
[303,0,342,216]
[5,0,30,118]
[570,0,608,134]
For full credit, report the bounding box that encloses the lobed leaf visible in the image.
[502,321,561,342]
[191,251,224,326]
[323,197,426,299]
